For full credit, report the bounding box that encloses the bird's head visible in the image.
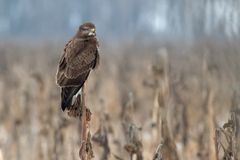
[77,22,96,38]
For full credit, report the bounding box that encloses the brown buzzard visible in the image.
[56,22,99,111]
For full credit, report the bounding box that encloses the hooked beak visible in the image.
[88,28,96,36]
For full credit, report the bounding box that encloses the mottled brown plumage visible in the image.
[56,22,99,111]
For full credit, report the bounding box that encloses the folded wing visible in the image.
[56,38,99,110]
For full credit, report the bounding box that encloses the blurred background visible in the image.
[1,0,240,40]
[0,0,240,160]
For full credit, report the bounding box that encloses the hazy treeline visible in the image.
[1,0,240,40]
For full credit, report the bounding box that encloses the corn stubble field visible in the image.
[0,39,239,160]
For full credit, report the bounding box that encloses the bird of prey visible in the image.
[56,22,99,111]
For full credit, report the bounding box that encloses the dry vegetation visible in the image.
[0,39,239,160]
